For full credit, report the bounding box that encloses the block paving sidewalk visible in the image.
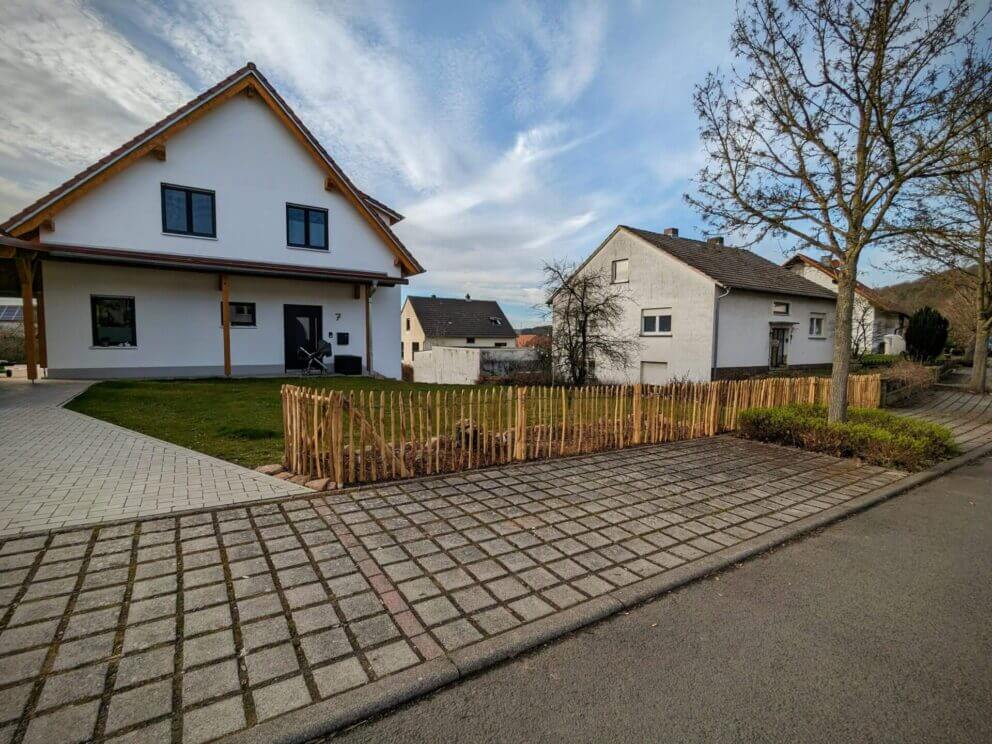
[0,436,906,744]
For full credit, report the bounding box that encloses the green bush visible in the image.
[737,404,956,471]
[0,326,25,364]
[905,306,949,362]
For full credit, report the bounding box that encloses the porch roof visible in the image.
[0,234,407,287]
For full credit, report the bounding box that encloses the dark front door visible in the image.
[284,305,322,370]
[769,327,788,368]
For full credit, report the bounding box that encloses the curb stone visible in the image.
[218,440,992,744]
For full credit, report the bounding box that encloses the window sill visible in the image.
[89,345,138,350]
[162,232,218,241]
[640,333,673,338]
[287,245,330,253]
[808,336,826,340]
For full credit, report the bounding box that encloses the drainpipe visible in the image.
[712,285,731,379]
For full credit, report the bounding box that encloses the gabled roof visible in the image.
[782,254,906,315]
[623,227,837,300]
[1,63,422,276]
[406,296,517,339]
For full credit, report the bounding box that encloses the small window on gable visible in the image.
[222,302,256,328]
[809,314,825,337]
[641,308,672,336]
[287,204,328,249]
[412,341,420,352]
[612,258,629,284]
[91,296,136,347]
[773,301,790,315]
[162,185,215,237]
[405,318,411,331]
[495,342,507,347]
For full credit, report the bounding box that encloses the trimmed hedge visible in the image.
[737,404,956,471]
[857,353,901,368]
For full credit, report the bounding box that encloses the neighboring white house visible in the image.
[553,226,839,384]
[0,63,423,380]
[783,254,908,354]
[400,295,516,365]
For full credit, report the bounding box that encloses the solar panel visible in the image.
[0,306,24,322]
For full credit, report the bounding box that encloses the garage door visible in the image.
[640,361,669,385]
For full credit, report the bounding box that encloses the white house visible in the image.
[0,63,423,380]
[400,295,516,365]
[553,226,839,384]
[783,254,907,354]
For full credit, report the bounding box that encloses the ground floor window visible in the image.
[337,332,350,346]
[808,313,825,338]
[222,301,256,327]
[495,342,507,347]
[412,341,420,353]
[91,296,136,347]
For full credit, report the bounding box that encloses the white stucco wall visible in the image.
[400,299,426,364]
[554,229,718,383]
[48,94,401,279]
[412,346,535,385]
[715,291,836,369]
[41,261,395,378]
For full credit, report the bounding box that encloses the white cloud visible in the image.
[0,0,190,175]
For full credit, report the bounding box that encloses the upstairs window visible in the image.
[287,204,328,249]
[466,337,476,344]
[162,184,215,237]
[91,296,136,347]
[612,258,629,284]
[641,308,672,336]
[772,301,791,315]
[809,313,825,337]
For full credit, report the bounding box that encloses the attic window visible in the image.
[489,317,502,326]
[162,184,215,237]
[773,301,790,315]
[612,259,629,284]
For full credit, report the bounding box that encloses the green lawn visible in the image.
[67,377,474,469]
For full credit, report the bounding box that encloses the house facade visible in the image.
[400,295,516,365]
[553,226,838,384]
[0,63,422,380]
[783,255,907,354]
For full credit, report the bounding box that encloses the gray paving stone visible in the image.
[413,596,460,627]
[183,659,241,706]
[183,695,246,744]
[452,586,497,613]
[183,629,235,668]
[0,647,47,685]
[473,606,521,635]
[0,682,32,725]
[116,645,174,689]
[105,678,172,733]
[241,615,290,651]
[509,594,554,621]
[486,576,529,601]
[253,675,311,721]
[312,657,368,698]
[397,577,441,602]
[246,643,299,685]
[350,614,400,648]
[184,603,232,636]
[292,602,340,635]
[301,627,353,665]
[338,592,384,621]
[22,700,99,744]
[0,619,60,654]
[122,617,174,653]
[366,640,419,677]
[432,618,483,650]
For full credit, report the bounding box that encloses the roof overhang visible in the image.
[1,236,406,286]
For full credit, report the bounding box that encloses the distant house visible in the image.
[552,226,838,383]
[401,295,516,365]
[783,254,907,354]
[516,333,551,349]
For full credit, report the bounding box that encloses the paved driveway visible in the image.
[894,389,992,452]
[0,436,907,744]
[0,381,304,536]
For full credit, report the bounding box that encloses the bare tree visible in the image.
[687,0,990,421]
[851,299,876,358]
[895,114,991,392]
[543,259,637,385]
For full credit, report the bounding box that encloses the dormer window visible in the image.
[489,317,502,326]
[162,184,215,237]
[287,204,328,250]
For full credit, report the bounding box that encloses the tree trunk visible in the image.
[828,264,857,422]
[970,316,988,394]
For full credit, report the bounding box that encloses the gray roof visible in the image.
[624,227,838,300]
[407,296,517,339]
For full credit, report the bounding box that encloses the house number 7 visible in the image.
[335,313,341,321]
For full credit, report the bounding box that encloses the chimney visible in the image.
[707,236,724,246]
[465,293,471,301]
[663,227,679,237]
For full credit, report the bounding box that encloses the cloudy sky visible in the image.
[0,0,912,327]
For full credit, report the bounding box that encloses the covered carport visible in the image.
[0,232,46,381]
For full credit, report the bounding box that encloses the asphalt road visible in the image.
[331,455,992,744]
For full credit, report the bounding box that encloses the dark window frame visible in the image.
[221,301,257,328]
[286,203,329,250]
[91,295,137,347]
[161,184,216,237]
[466,337,476,344]
[336,332,350,346]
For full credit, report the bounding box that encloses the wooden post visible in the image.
[364,284,373,374]
[219,274,232,377]
[36,288,48,370]
[15,256,38,381]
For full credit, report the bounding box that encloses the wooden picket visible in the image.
[281,374,882,486]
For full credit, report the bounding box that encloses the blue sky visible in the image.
[0,0,912,327]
